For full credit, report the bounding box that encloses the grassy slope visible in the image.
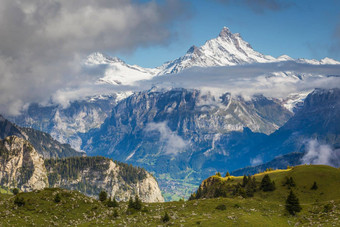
[0,165,339,226]
[211,165,340,204]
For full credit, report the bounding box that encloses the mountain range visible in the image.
[3,27,340,200]
[86,27,340,86]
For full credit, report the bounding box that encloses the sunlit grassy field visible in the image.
[0,165,339,226]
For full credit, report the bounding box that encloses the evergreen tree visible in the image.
[242,175,249,187]
[12,188,19,195]
[283,177,296,188]
[162,212,170,223]
[311,181,318,190]
[54,193,61,203]
[107,197,119,208]
[251,177,257,190]
[133,195,142,210]
[260,174,276,191]
[245,185,254,197]
[188,193,196,201]
[225,172,230,177]
[14,196,25,207]
[99,190,107,202]
[127,195,142,210]
[128,196,134,209]
[285,190,302,215]
[233,183,246,198]
[244,176,256,197]
[112,209,119,218]
[216,172,221,177]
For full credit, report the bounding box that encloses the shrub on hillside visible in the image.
[215,204,227,210]
[162,212,170,223]
[14,196,25,207]
[311,181,318,190]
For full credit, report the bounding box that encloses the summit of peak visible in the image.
[218,27,233,38]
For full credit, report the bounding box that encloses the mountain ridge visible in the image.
[0,114,83,158]
[87,27,340,86]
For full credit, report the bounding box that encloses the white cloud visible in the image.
[0,0,189,115]
[139,62,340,100]
[250,156,263,166]
[145,122,188,155]
[301,139,340,167]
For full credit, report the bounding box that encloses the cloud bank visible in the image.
[49,61,340,110]
[301,139,340,167]
[0,0,189,115]
[138,62,340,100]
[145,122,188,155]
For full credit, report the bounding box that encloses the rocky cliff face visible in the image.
[44,157,164,202]
[0,137,164,202]
[9,95,117,151]
[0,136,48,191]
[0,115,83,159]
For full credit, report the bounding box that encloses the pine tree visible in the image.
[245,185,254,197]
[311,181,318,190]
[113,209,119,218]
[133,195,142,210]
[225,172,230,177]
[12,188,19,195]
[283,177,296,188]
[162,212,170,223]
[233,183,246,198]
[99,190,107,202]
[107,197,119,208]
[285,190,302,215]
[242,175,249,187]
[251,177,257,190]
[260,174,276,191]
[54,193,61,203]
[216,172,221,177]
[128,196,134,209]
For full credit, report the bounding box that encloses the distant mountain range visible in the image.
[85,27,340,86]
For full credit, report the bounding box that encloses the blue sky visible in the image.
[116,0,340,68]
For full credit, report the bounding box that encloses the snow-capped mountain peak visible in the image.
[218,26,233,38]
[157,27,276,74]
[85,52,124,65]
[84,52,158,86]
[85,26,340,85]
